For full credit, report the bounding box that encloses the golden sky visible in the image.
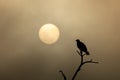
[0,0,120,80]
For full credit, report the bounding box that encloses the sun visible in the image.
[39,24,60,44]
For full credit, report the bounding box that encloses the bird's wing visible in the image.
[80,42,87,51]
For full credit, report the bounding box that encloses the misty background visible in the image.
[0,0,120,80]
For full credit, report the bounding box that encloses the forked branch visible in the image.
[72,51,98,80]
[59,50,98,80]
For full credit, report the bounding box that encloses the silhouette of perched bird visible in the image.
[76,39,90,55]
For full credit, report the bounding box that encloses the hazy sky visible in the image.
[0,0,120,80]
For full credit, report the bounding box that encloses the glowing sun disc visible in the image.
[39,24,60,44]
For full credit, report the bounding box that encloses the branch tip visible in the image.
[59,70,67,80]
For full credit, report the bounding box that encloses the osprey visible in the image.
[76,39,90,55]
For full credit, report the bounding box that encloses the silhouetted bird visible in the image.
[76,39,90,55]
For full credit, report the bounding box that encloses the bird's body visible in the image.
[76,39,90,55]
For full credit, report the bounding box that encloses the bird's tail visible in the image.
[86,51,90,55]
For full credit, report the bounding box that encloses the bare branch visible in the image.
[83,59,99,65]
[72,51,98,80]
[72,64,81,80]
[72,51,83,80]
[76,50,81,56]
[59,70,67,80]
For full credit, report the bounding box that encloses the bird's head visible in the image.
[76,39,80,42]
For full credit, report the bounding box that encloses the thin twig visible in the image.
[83,59,99,65]
[59,70,67,80]
[76,50,81,56]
